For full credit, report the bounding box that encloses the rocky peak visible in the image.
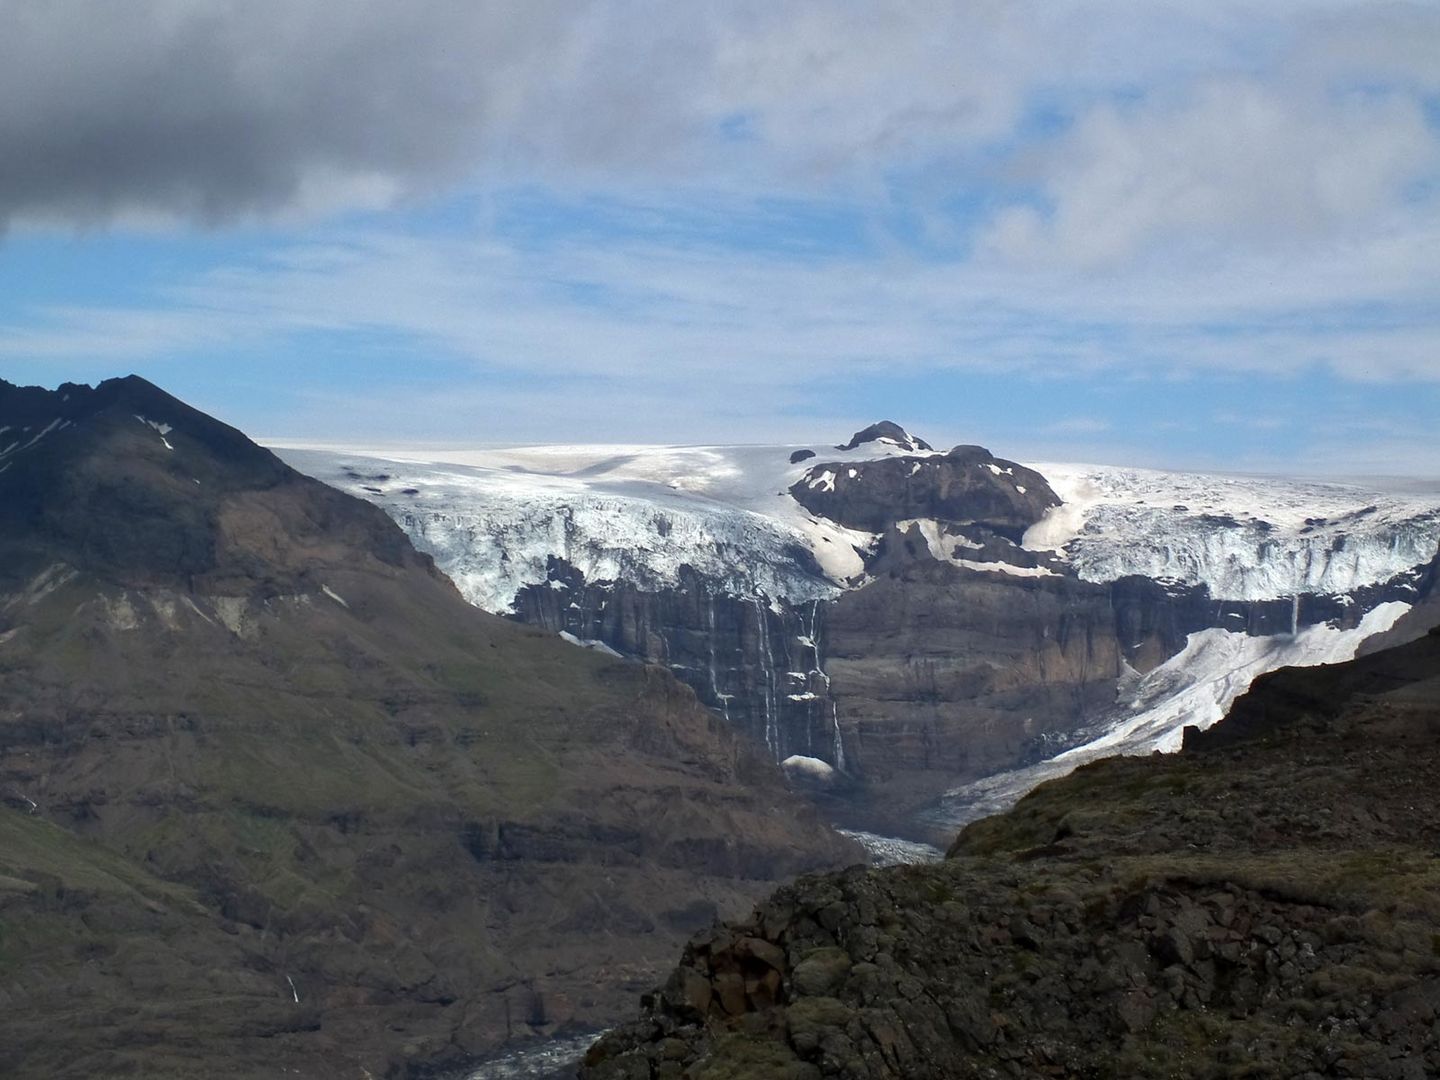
[790,442,1060,543]
[836,420,933,454]
[0,375,410,591]
[0,374,281,476]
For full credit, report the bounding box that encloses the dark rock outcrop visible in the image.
[584,629,1440,1079]
[790,445,1057,542]
[514,561,848,771]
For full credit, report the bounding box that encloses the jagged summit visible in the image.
[836,420,933,454]
[0,373,396,591]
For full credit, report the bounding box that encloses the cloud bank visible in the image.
[5,3,1436,234]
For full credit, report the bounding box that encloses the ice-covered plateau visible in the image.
[280,445,1440,609]
[278,435,1440,832]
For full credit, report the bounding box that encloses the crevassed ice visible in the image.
[1025,464,1440,601]
[275,446,1440,611]
[276,447,862,612]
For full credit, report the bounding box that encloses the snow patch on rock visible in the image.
[558,631,625,658]
[782,754,836,782]
[836,829,944,867]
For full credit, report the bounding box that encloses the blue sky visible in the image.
[0,2,1437,474]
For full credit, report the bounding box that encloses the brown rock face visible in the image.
[823,559,1128,820]
[0,377,861,1079]
[583,630,1440,1079]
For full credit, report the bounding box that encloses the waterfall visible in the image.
[806,598,832,761]
[1290,593,1300,636]
[831,700,846,773]
[752,596,778,761]
[706,592,730,722]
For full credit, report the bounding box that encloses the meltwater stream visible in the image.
[459,1030,604,1080]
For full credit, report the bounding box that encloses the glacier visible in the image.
[280,445,1440,612]
[278,443,903,612]
[1026,463,1440,601]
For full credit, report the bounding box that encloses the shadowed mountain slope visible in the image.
[0,376,859,1079]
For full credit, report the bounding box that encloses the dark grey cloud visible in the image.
[0,1,600,224]
[0,1,1270,227]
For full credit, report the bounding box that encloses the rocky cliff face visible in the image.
[514,561,846,771]
[582,626,1440,1079]
[0,377,860,1080]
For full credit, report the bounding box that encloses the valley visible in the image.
[7,7,1435,1077]
[2,385,1436,1079]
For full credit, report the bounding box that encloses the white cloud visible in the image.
[5,201,1436,385]
[982,79,1439,269]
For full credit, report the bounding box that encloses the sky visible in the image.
[0,1,1437,474]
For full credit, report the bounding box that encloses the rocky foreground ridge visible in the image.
[0,377,859,1079]
[583,624,1440,1079]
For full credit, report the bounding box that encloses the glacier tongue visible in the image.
[928,599,1411,827]
[1026,464,1440,601]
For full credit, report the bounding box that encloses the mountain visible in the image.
[0,376,859,1079]
[278,426,1440,834]
[582,624,1440,1079]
